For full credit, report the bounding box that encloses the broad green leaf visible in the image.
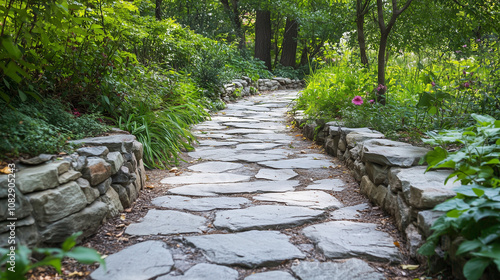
[472,114,495,126]
[457,239,483,255]
[463,257,491,280]
[1,36,22,59]
[65,247,105,267]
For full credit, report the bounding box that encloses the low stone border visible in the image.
[0,133,146,246]
[293,113,458,264]
[222,77,304,100]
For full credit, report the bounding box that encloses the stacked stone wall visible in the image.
[222,77,304,101]
[294,113,458,265]
[0,133,146,247]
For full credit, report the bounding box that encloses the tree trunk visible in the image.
[255,10,272,71]
[356,15,369,66]
[280,18,298,68]
[377,33,389,104]
[155,0,162,21]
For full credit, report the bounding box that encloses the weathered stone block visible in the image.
[76,178,100,205]
[360,176,375,196]
[70,134,136,153]
[0,187,32,220]
[17,162,62,193]
[371,184,388,207]
[391,166,458,209]
[27,181,87,225]
[338,139,346,152]
[405,224,424,259]
[76,146,109,157]
[325,138,336,156]
[366,162,389,185]
[106,151,124,174]
[384,190,397,216]
[353,159,365,182]
[395,193,410,231]
[418,210,445,237]
[40,200,108,244]
[82,157,111,186]
[98,187,123,218]
[346,131,384,148]
[361,139,429,167]
[96,177,112,195]
[58,170,82,185]
[112,166,131,185]
[0,222,39,247]
[112,184,131,208]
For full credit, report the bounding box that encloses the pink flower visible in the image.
[431,81,436,87]
[463,70,467,75]
[72,110,81,117]
[369,99,375,104]
[463,44,467,48]
[352,96,363,105]
[464,82,470,88]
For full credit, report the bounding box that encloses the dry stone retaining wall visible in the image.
[0,133,146,247]
[294,113,457,263]
[222,77,304,100]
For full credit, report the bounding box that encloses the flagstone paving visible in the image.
[92,90,405,280]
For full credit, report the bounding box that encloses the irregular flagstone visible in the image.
[188,162,243,173]
[214,205,325,231]
[259,148,293,155]
[361,139,429,167]
[255,168,298,181]
[231,153,288,162]
[259,158,332,169]
[188,148,239,160]
[223,122,285,130]
[184,230,305,268]
[193,133,234,139]
[90,241,174,280]
[157,263,239,280]
[160,172,250,185]
[212,116,260,122]
[302,221,401,263]
[291,259,385,280]
[192,121,227,130]
[244,133,295,141]
[168,180,299,197]
[152,195,250,211]
[235,143,282,150]
[253,191,343,210]
[305,179,345,191]
[197,140,239,147]
[125,210,206,235]
[244,271,296,280]
[330,203,369,220]
[224,129,276,134]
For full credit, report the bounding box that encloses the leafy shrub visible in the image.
[0,99,108,157]
[0,232,104,280]
[418,114,500,280]
[118,101,208,169]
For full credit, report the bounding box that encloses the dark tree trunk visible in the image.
[220,0,245,49]
[375,0,414,105]
[155,0,162,20]
[356,0,371,66]
[280,18,298,68]
[299,45,308,66]
[255,10,272,71]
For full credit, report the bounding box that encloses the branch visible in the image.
[376,0,386,33]
[395,0,414,16]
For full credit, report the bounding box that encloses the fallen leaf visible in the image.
[120,214,126,220]
[115,231,123,237]
[116,224,126,228]
[0,166,12,174]
[146,185,155,189]
[394,241,400,248]
[124,208,132,212]
[169,167,178,173]
[401,264,419,270]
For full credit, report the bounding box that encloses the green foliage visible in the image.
[0,232,104,280]
[418,114,500,280]
[118,101,208,169]
[0,99,108,157]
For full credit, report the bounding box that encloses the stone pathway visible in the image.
[91,90,402,280]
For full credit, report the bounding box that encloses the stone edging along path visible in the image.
[294,114,459,267]
[88,89,416,280]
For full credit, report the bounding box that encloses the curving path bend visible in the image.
[90,90,404,280]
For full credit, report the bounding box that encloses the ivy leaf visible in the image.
[425,146,448,168]
[456,239,483,255]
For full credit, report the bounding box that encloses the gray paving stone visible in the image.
[259,158,332,169]
[302,221,401,263]
[160,172,250,185]
[244,133,294,141]
[185,230,305,268]
[255,168,298,181]
[125,210,206,236]
[188,148,239,160]
[224,122,285,130]
[305,179,345,191]
[188,162,243,173]
[236,143,282,150]
[157,263,239,280]
[197,140,239,147]
[168,180,299,197]
[291,259,385,280]
[152,195,250,211]
[214,205,324,231]
[231,153,288,162]
[330,203,369,220]
[90,241,174,280]
[224,129,275,134]
[253,191,343,210]
[245,271,296,280]
[194,133,234,139]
